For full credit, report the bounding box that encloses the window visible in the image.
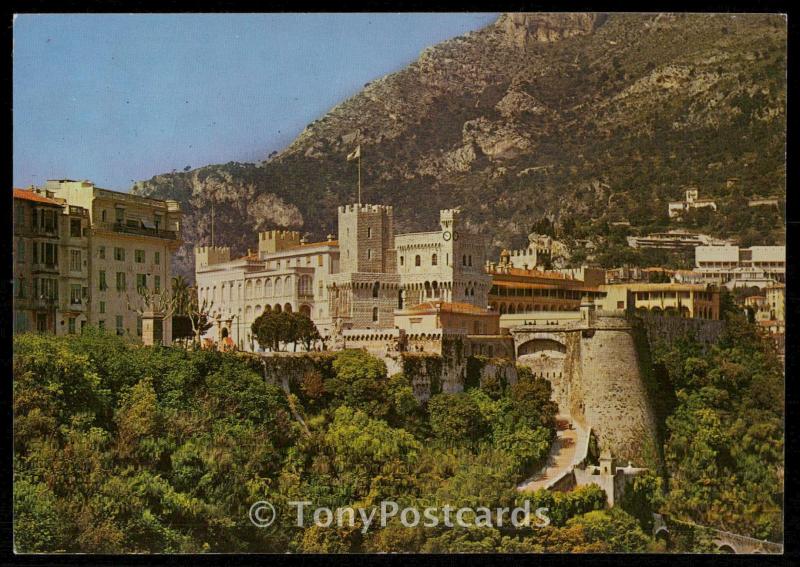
[98,246,106,260]
[114,247,125,261]
[154,275,161,292]
[372,307,379,322]
[154,251,161,265]
[68,317,76,334]
[367,227,372,238]
[116,315,124,335]
[36,242,58,267]
[415,255,421,267]
[39,209,58,232]
[99,301,106,314]
[17,278,25,299]
[617,300,625,309]
[98,320,105,331]
[38,278,58,300]
[136,316,142,337]
[136,274,147,292]
[70,218,81,237]
[432,253,438,266]
[70,284,82,304]
[135,249,145,263]
[99,271,107,291]
[116,272,127,291]
[372,281,380,298]
[400,256,404,266]
[70,250,81,272]
[154,213,162,230]
[17,240,24,263]
[463,255,467,266]
[367,249,372,260]
[468,255,473,267]
[317,254,323,267]
[115,207,125,223]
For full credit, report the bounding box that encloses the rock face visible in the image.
[497,12,606,48]
[134,13,786,279]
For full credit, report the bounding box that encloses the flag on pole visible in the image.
[347,145,361,161]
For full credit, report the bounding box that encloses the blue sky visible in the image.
[13,13,498,191]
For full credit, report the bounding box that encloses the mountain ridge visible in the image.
[132,12,786,279]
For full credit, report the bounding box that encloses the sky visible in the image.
[13,13,498,191]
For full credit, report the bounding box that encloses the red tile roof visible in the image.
[13,188,63,206]
[404,301,493,315]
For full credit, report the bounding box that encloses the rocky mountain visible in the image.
[132,13,787,279]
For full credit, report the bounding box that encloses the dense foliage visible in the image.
[13,333,658,553]
[652,312,784,542]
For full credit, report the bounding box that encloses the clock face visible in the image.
[442,231,452,241]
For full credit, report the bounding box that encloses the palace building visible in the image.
[195,204,495,351]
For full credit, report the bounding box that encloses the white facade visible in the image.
[196,236,339,350]
[694,245,785,286]
[668,188,718,219]
[196,205,493,351]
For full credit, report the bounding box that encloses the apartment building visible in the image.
[13,180,182,344]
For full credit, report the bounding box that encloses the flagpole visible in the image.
[358,149,362,205]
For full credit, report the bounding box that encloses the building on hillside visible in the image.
[195,204,496,352]
[23,180,184,344]
[597,283,720,320]
[606,266,675,284]
[667,188,718,219]
[765,283,785,322]
[694,245,785,288]
[744,294,768,314]
[486,250,604,315]
[13,188,90,334]
[502,233,571,269]
[671,269,706,284]
[626,230,729,250]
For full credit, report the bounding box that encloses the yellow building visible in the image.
[765,283,785,322]
[39,180,182,343]
[598,283,720,320]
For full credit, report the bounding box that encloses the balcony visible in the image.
[31,261,59,274]
[96,221,178,240]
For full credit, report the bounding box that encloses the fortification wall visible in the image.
[574,327,659,466]
[639,313,725,347]
[513,316,659,467]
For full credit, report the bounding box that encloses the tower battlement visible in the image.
[195,245,231,268]
[338,203,394,215]
[258,230,301,254]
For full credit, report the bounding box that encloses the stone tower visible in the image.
[439,208,491,307]
[195,245,231,269]
[258,230,301,256]
[338,204,396,274]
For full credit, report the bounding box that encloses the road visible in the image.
[517,415,578,492]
